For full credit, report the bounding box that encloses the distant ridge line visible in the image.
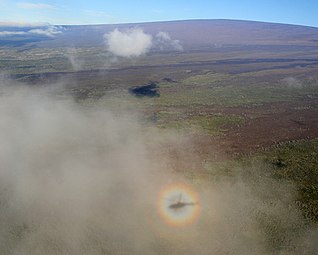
[59,19,318,29]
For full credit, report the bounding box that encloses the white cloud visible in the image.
[104,28,153,58]
[16,2,55,10]
[29,26,63,37]
[156,31,170,41]
[155,32,183,51]
[104,29,183,58]
[0,31,27,36]
[0,25,63,37]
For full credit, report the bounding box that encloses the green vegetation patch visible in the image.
[189,139,318,225]
[157,113,245,135]
[155,81,318,107]
[182,72,232,86]
[262,139,318,223]
[184,139,318,253]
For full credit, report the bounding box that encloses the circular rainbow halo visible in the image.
[158,183,200,227]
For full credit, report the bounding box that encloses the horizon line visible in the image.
[1,18,318,29]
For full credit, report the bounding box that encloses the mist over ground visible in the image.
[0,80,316,255]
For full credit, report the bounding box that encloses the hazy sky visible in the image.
[0,0,318,27]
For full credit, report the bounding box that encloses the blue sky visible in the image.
[0,0,318,27]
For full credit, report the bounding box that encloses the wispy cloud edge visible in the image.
[16,2,56,10]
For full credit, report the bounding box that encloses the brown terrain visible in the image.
[2,19,318,158]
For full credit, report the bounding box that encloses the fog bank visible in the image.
[0,81,316,255]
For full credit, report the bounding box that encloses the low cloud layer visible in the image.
[0,25,63,37]
[0,80,316,255]
[0,31,27,36]
[29,25,63,37]
[0,81,166,254]
[104,28,183,57]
